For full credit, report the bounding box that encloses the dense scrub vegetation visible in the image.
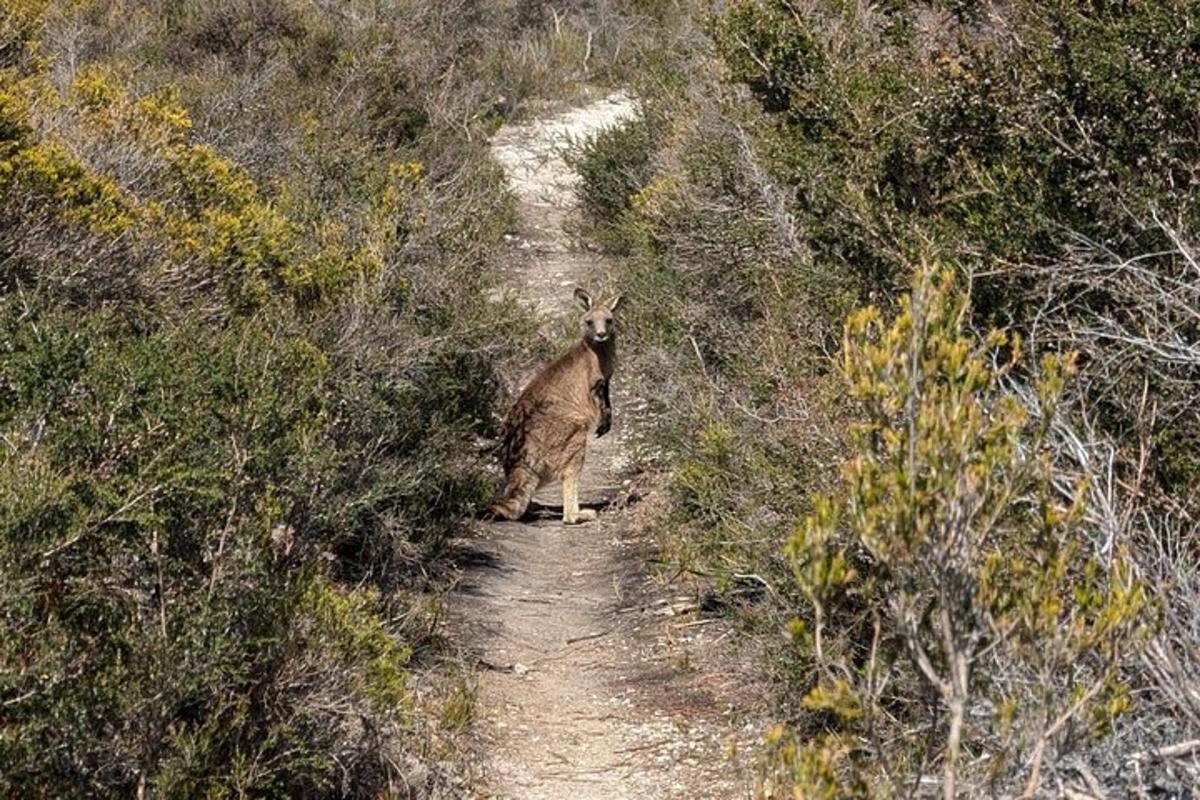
[5,0,1197,795]
[574,0,1200,795]
[0,0,672,795]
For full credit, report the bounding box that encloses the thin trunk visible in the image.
[939,597,969,800]
[813,600,825,665]
[944,694,964,800]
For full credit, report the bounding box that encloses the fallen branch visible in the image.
[1128,739,1200,763]
[566,629,613,645]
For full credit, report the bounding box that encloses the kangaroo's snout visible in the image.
[586,315,614,342]
[580,289,620,344]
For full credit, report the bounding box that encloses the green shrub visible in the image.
[0,302,375,796]
[770,267,1151,797]
[0,0,560,794]
[568,110,661,252]
[710,0,1200,302]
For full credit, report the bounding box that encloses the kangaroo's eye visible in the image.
[605,318,613,325]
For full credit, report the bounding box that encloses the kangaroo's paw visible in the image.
[563,508,598,525]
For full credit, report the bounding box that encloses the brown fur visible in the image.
[490,289,623,524]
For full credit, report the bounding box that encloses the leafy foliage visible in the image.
[0,1,583,795]
[568,110,662,253]
[711,0,1200,293]
[570,0,1196,795]
[777,267,1149,797]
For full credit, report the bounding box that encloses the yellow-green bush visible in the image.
[776,267,1150,796]
[0,0,49,69]
[4,137,135,233]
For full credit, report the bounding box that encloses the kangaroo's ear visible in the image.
[609,294,625,315]
[574,287,592,311]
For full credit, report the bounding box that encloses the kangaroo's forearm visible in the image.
[594,378,612,437]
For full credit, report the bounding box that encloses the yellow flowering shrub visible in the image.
[0,0,50,66]
[3,61,413,309]
[2,137,136,233]
[167,142,259,213]
[774,266,1152,797]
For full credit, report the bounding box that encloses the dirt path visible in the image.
[447,94,764,799]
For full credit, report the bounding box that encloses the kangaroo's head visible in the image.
[574,288,624,345]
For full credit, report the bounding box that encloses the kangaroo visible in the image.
[490,288,624,525]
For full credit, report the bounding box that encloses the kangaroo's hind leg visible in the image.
[561,447,596,525]
[489,464,540,521]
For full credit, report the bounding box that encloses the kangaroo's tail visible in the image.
[488,464,540,521]
[497,406,530,474]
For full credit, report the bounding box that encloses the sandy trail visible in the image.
[448,92,762,800]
